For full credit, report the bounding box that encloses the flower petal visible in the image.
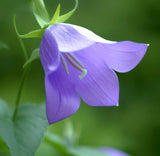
[68,24,148,73]
[64,44,119,107]
[45,62,80,124]
[103,41,148,73]
[46,24,95,52]
[47,23,147,73]
[40,28,60,73]
[60,24,148,73]
[101,148,130,156]
[67,23,116,44]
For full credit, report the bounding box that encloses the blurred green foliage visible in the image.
[0,0,160,155]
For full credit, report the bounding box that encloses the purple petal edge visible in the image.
[40,28,60,73]
[103,41,148,73]
[45,62,80,124]
[64,44,119,107]
[101,148,130,156]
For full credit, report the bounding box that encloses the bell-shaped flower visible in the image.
[40,23,148,124]
[101,147,130,156]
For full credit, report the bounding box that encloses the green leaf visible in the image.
[20,29,44,38]
[23,48,40,68]
[0,99,48,156]
[44,132,110,156]
[57,0,78,23]
[68,146,111,156]
[50,4,61,25]
[0,41,8,50]
[32,0,50,28]
[0,99,9,117]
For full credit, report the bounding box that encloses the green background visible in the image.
[0,0,160,155]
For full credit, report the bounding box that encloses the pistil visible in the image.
[61,53,87,79]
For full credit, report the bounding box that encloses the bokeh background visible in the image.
[0,0,160,155]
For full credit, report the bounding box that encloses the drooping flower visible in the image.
[101,147,130,156]
[39,23,148,124]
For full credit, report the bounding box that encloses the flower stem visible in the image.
[13,15,28,61]
[12,15,29,121]
[12,66,30,121]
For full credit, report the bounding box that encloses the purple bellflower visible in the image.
[40,23,148,124]
[101,147,130,156]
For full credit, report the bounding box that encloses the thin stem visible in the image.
[12,15,30,121]
[13,15,28,61]
[12,66,30,121]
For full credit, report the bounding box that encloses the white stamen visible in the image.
[60,54,69,74]
[64,53,87,79]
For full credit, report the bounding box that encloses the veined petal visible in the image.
[45,23,147,73]
[46,24,95,52]
[67,23,116,44]
[59,24,147,73]
[103,41,148,73]
[66,24,148,73]
[64,44,119,107]
[101,148,130,156]
[40,28,60,73]
[45,62,80,124]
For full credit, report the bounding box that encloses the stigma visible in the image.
[60,53,87,79]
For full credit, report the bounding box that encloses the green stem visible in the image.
[13,15,28,61]
[12,66,30,121]
[12,15,30,121]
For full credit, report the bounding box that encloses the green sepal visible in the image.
[57,0,78,23]
[20,29,44,38]
[13,15,20,36]
[13,15,29,61]
[23,48,40,68]
[32,0,50,28]
[50,4,61,25]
